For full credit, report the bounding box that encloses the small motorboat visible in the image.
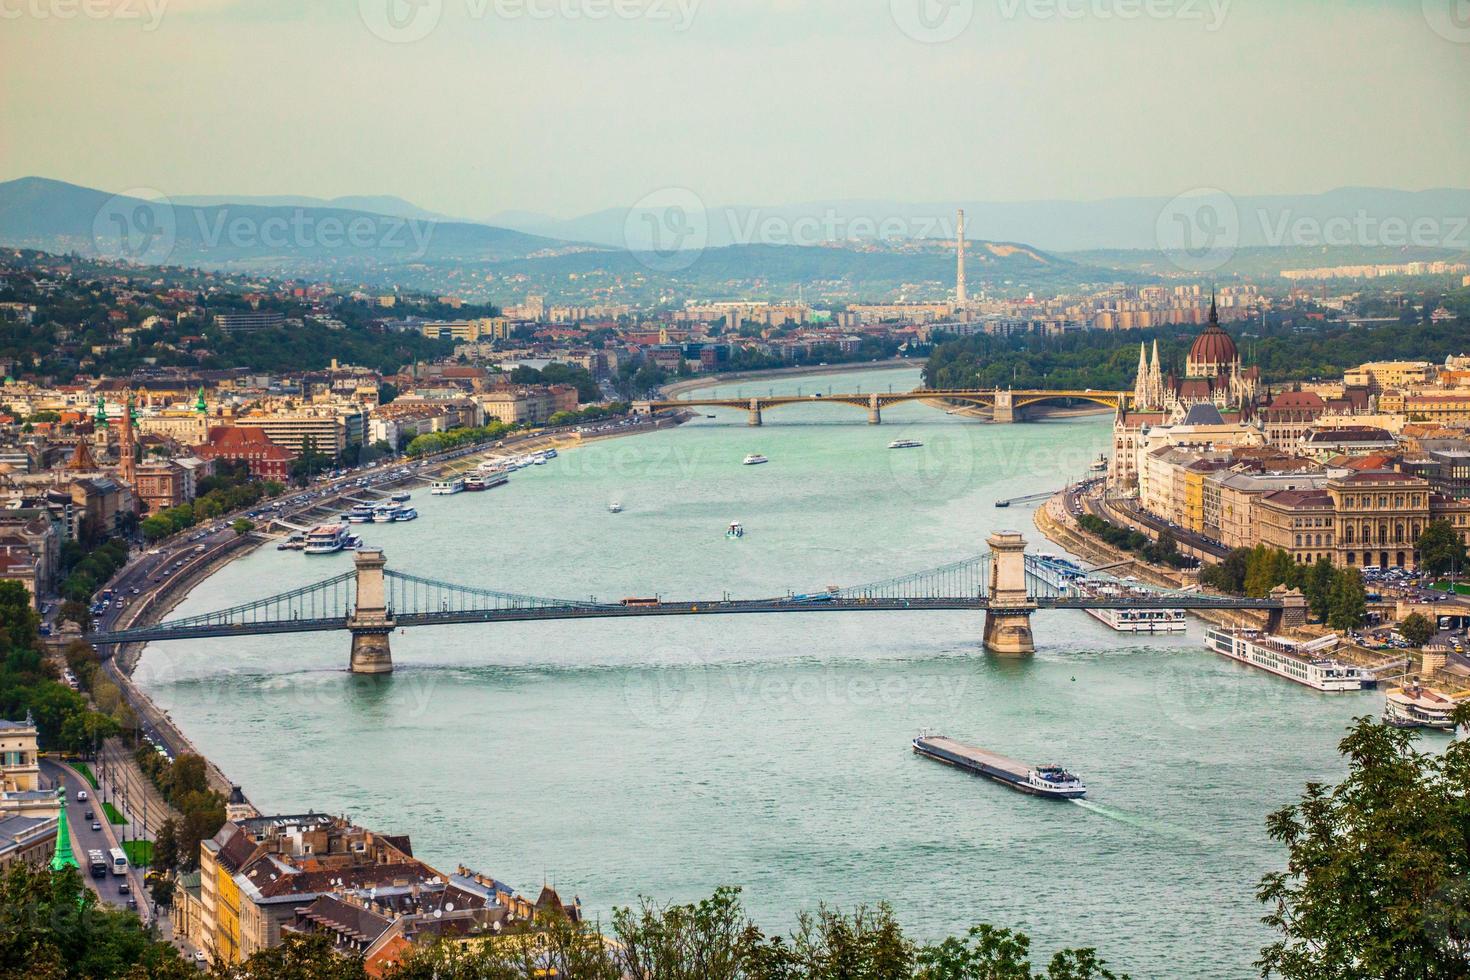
[726,521,744,539]
[608,502,623,513]
[742,454,769,466]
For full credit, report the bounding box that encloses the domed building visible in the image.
[1129,293,1259,420]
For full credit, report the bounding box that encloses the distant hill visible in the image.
[491,187,1470,253]
[172,192,457,224]
[0,177,568,266]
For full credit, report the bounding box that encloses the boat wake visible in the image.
[1070,799,1197,841]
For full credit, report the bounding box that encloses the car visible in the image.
[126,897,138,910]
[91,821,101,831]
[194,951,208,963]
[118,880,130,894]
[84,810,93,820]
[76,790,87,801]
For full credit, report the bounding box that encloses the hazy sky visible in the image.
[2,0,1467,218]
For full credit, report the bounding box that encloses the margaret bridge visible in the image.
[86,532,1302,674]
[634,388,1132,425]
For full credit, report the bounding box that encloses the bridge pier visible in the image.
[868,394,881,425]
[984,530,1035,655]
[748,398,762,427]
[992,391,1016,424]
[1265,586,1308,634]
[348,549,395,674]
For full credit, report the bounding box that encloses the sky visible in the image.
[2,0,1468,219]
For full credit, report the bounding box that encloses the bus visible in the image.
[108,847,127,877]
[87,849,107,879]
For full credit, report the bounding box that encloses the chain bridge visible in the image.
[86,532,1298,674]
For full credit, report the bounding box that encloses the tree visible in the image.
[1399,612,1436,648]
[1327,567,1368,631]
[1418,520,1467,579]
[152,817,180,872]
[1303,559,1335,622]
[1258,712,1470,979]
[58,600,92,632]
[231,518,255,536]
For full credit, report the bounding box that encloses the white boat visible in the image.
[1383,684,1459,730]
[743,454,769,466]
[608,502,623,513]
[303,523,350,555]
[726,521,744,539]
[888,439,923,450]
[1204,627,1367,692]
[390,491,411,503]
[1085,606,1187,633]
[430,478,465,495]
[372,505,400,523]
[541,448,558,459]
[1089,454,1109,474]
[393,507,418,522]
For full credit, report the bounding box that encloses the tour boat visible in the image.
[1203,627,1368,692]
[1089,454,1109,474]
[608,502,623,513]
[430,478,465,495]
[347,504,375,524]
[393,507,418,522]
[303,523,350,555]
[888,439,923,450]
[372,505,400,523]
[1086,606,1188,633]
[743,454,769,466]
[390,491,411,503]
[541,448,558,460]
[726,521,744,539]
[463,476,488,492]
[1383,684,1459,730]
[912,730,1086,799]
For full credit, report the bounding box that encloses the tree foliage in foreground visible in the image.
[1258,710,1470,980]
[390,887,1126,980]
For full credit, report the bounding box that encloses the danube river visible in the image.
[137,366,1372,978]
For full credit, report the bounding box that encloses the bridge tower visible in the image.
[983,531,1035,655]
[748,398,763,427]
[868,393,882,425]
[348,549,395,675]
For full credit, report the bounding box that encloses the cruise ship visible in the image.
[912,731,1086,799]
[430,477,465,495]
[1086,606,1187,632]
[1203,627,1368,692]
[1383,684,1460,731]
[303,523,351,555]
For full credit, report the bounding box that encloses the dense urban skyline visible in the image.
[3,1,1468,218]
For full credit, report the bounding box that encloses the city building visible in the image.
[0,716,58,821]
[194,427,296,482]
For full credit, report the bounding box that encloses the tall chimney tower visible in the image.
[955,208,967,307]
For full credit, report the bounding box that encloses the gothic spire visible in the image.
[50,788,78,872]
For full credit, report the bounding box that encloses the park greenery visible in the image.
[1075,514,1193,568]
[404,421,514,457]
[1418,520,1467,578]
[133,748,226,882]
[0,583,118,755]
[923,317,1469,392]
[1398,612,1436,648]
[139,463,284,542]
[1200,546,1367,630]
[58,537,130,604]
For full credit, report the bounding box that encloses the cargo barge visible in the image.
[911,731,1086,799]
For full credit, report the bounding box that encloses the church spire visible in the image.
[1208,288,1218,326]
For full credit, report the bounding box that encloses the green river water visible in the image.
[137,366,1384,978]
